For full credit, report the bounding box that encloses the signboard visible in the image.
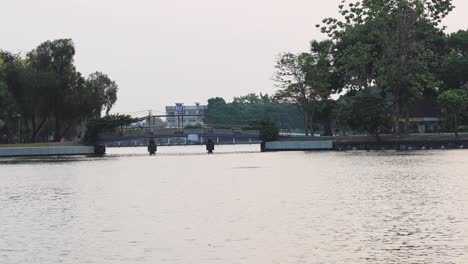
[176,105,185,115]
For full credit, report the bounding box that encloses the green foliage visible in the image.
[205,93,304,129]
[248,118,279,142]
[273,40,338,135]
[440,30,468,90]
[315,0,456,135]
[84,114,137,143]
[0,39,118,143]
[85,72,118,115]
[320,0,454,38]
[437,89,468,136]
[0,119,4,128]
[335,90,392,136]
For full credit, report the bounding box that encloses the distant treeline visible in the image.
[0,39,118,143]
[205,93,304,130]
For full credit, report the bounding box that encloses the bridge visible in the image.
[96,126,261,147]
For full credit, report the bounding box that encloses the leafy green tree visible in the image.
[273,40,338,135]
[248,118,279,142]
[0,39,119,143]
[85,72,118,115]
[14,59,56,142]
[273,52,315,135]
[0,51,21,140]
[84,114,137,143]
[320,0,454,135]
[335,90,392,137]
[25,39,118,141]
[27,39,78,141]
[312,99,337,136]
[440,30,468,90]
[233,93,263,104]
[437,89,467,136]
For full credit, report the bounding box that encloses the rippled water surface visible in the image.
[1,145,467,263]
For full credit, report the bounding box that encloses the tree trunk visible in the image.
[59,122,74,141]
[303,110,309,136]
[454,114,458,137]
[404,110,410,135]
[323,114,333,136]
[394,96,401,136]
[30,117,47,143]
[54,112,62,142]
[308,110,314,136]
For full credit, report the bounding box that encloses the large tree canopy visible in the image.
[268,0,468,136]
[0,39,118,143]
[273,40,338,135]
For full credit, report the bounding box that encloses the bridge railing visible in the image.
[97,127,260,140]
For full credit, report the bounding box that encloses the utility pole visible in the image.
[148,110,152,132]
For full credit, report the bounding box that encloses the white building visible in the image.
[165,103,207,127]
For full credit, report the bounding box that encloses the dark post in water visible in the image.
[206,139,215,154]
[148,139,157,155]
[94,144,106,156]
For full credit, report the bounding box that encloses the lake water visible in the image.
[1,145,467,263]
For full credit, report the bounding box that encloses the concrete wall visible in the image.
[265,140,333,151]
[0,146,94,157]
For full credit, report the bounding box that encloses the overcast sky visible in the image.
[2,0,467,116]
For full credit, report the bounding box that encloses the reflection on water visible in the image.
[1,145,467,263]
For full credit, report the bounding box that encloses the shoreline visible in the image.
[263,134,468,152]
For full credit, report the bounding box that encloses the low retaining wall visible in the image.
[263,140,333,151]
[263,135,468,152]
[0,146,95,157]
[335,140,468,151]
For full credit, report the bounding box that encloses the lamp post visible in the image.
[17,114,22,144]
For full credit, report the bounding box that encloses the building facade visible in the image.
[165,103,207,127]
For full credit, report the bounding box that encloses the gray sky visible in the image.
[2,0,467,116]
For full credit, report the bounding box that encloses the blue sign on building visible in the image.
[176,105,185,115]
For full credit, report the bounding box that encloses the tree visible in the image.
[313,99,337,136]
[15,60,55,142]
[335,90,392,137]
[27,39,78,141]
[0,39,119,143]
[85,72,118,115]
[233,93,262,104]
[25,39,119,141]
[0,51,22,140]
[84,114,137,143]
[437,89,467,136]
[273,40,338,136]
[320,0,454,135]
[248,118,279,142]
[440,30,468,90]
